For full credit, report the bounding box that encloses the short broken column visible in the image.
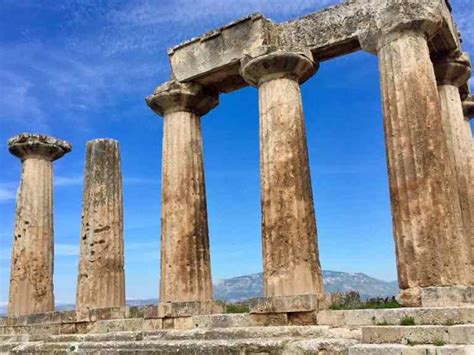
[146,81,224,318]
[241,49,326,314]
[76,139,125,313]
[8,133,71,316]
[434,52,474,284]
[361,21,468,306]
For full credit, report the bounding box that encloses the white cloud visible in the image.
[0,186,16,203]
[55,243,79,257]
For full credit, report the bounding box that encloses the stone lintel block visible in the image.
[421,286,474,307]
[8,133,72,161]
[249,294,327,314]
[169,14,275,91]
[463,96,474,119]
[166,0,459,93]
[146,80,218,117]
[359,0,449,54]
[144,301,225,319]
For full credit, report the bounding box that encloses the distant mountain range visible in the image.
[214,270,398,302]
[0,271,398,314]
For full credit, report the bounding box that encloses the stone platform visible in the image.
[1,306,473,354]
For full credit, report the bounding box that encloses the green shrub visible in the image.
[400,316,416,326]
[225,303,250,313]
[433,339,446,346]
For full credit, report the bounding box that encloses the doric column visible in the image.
[146,81,218,304]
[241,50,325,300]
[434,53,474,285]
[361,15,468,305]
[76,139,125,313]
[7,134,71,316]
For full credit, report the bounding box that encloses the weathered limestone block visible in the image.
[361,22,467,306]
[8,133,72,316]
[240,50,325,300]
[167,0,458,93]
[421,286,474,307]
[434,53,474,284]
[76,139,125,313]
[146,81,218,306]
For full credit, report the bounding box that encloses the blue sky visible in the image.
[0,0,472,306]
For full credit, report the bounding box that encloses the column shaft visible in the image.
[9,158,54,315]
[76,139,125,311]
[259,77,323,297]
[378,30,467,305]
[438,85,474,283]
[160,111,212,302]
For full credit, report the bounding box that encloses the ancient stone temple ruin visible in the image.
[1,0,473,353]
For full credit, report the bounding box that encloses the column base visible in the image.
[143,301,225,319]
[249,294,329,314]
[421,286,474,307]
[398,286,474,307]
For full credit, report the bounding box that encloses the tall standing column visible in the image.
[241,50,325,301]
[146,81,218,306]
[8,134,71,316]
[463,96,474,120]
[434,53,474,284]
[76,139,125,312]
[361,26,467,306]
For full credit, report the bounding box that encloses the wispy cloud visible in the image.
[56,243,79,257]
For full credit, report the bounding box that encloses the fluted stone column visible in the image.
[146,81,220,313]
[76,139,125,313]
[361,24,468,306]
[8,134,71,316]
[241,50,325,304]
[434,53,474,284]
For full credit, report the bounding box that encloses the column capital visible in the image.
[146,81,218,117]
[359,0,444,54]
[240,49,318,87]
[8,133,72,161]
[463,96,474,119]
[434,52,471,87]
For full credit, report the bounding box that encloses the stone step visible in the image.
[362,325,474,345]
[3,337,358,354]
[349,344,474,355]
[7,325,361,343]
[318,307,474,326]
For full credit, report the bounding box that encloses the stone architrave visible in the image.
[7,134,72,316]
[360,10,468,306]
[240,49,325,300]
[434,53,474,284]
[76,139,125,313]
[146,81,218,307]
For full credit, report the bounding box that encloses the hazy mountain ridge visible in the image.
[0,270,398,314]
[214,270,399,302]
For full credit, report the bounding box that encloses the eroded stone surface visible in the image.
[8,134,72,316]
[241,51,324,301]
[377,29,466,306]
[463,96,474,119]
[434,54,474,283]
[148,82,216,305]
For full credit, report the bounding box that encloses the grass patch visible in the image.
[225,303,250,313]
[433,339,446,346]
[375,319,389,326]
[400,316,416,326]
